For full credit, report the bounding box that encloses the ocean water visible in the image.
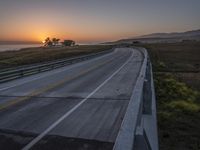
[0,44,42,52]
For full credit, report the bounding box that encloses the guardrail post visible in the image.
[38,67,41,73]
[20,70,24,77]
[0,49,114,83]
[51,64,54,69]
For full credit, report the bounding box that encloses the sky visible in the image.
[0,0,200,43]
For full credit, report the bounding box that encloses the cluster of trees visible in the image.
[44,37,75,47]
[62,40,75,46]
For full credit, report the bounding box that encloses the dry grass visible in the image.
[139,41,200,72]
[138,41,200,150]
[174,73,200,90]
[0,45,113,69]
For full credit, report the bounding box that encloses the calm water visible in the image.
[0,44,42,52]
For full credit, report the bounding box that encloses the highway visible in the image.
[0,48,144,150]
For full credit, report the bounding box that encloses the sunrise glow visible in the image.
[0,0,200,43]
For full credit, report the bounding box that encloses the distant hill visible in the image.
[105,29,200,44]
[138,29,200,39]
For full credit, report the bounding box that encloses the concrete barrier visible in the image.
[113,48,158,150]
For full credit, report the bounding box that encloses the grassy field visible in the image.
[142,41,200,72]
[139,41,200,150]
[155,73,200,150]
[0,45,113,69]
[139,41,200,90]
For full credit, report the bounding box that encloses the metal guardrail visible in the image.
[113,48,159,150]
[0,49,113,83]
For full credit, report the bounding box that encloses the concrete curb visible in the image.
[113,47,158,150]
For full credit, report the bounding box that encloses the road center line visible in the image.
[22,49,134,150]
[0,53,126,111]
[0,51,115,92]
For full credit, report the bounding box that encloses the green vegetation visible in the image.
[138,41,200,150]
[155,74,200,150]
[0,45,113,69]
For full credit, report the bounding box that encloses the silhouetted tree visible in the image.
[52,38,60,46]
[62,40,75,46]
[44,37,53,47]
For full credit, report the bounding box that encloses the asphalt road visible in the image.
[0,48,143,150]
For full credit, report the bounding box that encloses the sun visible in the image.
[42,40,45,44]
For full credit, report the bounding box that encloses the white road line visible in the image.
[0,51,115,92]
[22,49,134,150]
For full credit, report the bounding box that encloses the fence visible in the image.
[0,49,113,83]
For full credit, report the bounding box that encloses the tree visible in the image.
[62,40,75,46]
[44,37,52,47]
[52,38,60,46]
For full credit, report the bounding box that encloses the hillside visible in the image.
[106,29,200,44]
[139,29,200,39]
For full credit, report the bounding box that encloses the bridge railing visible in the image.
[113,48,159,150]
[0,49,113,83]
